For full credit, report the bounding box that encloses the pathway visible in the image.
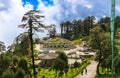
[75,61,98,78]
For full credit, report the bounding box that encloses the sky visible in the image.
[0,0,120,47]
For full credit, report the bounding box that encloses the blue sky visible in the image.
[0,0,120,47]
[22,0,39,9]
[22,0,54,9]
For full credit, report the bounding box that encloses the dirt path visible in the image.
[75,61,98,78]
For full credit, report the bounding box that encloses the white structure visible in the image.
[80,41,88,52]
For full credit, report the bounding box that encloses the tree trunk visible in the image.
[29,19,36,78]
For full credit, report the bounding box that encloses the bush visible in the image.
[18,58,28,73]
[53,58,65,71]
[2,69,14,78]
[15,68,25,78]
[73,61,81,68]
[0,55,11,74]
[55,50,68,63]
[12,55,19,66]
[73,39,82,45]
[54,50,69,75]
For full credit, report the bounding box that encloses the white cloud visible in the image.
[37,0,93,24]
[0,0,33,46]
[85,4,92,9]
[37,0,62,30]
[0,2,5,7]
[116,6,120,12]
[37,0,93,33]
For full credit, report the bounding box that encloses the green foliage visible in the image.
[0,54,11,74]
[54,50,68,75]
[73,61,81,68]
[115,16,120,32]
[0,53,30,78]
[18,58,28,74]
[88,17,120,75]
[13,33,30,56]
[33,44,37,54]
[60,16,95,40]
[15,68,25,78]
[88,25,114,74]
[95,74,120,78]
[55,50,68,64]
[0,41,6,52]
[2,69,14,78]
[12,55,19,66]
[53,58,65,71]
[73,39,82,45]
[37,59,90,78]
[115,55,120,74]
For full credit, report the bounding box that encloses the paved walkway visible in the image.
[75,61,98,78]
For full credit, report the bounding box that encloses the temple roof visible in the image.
[39,53,58,60]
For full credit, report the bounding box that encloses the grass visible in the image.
[73,39,82,45]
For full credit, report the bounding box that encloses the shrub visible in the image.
[2,69,14,78]
[55,50,68,63]
[0,55,11,74]
[18,58,28,73]
[53,50,69,76]
[15,68,25,78]
[73,39,82,45]
[12,55,19,66]
[73,61,81,68]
